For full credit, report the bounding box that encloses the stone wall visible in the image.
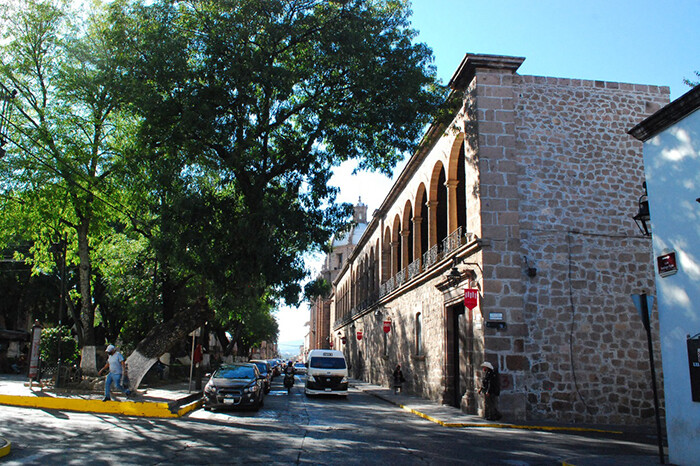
[331,53,670,425]
[509,75,669,423]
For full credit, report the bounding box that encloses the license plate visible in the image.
[325,388,331,392]
[223,398,234,404]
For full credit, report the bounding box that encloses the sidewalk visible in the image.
[349,379,669,466]
[0,374,202,418]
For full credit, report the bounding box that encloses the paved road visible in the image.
[0,374,659,465]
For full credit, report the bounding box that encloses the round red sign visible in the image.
[383,320,391,333]
[356,330,363,340]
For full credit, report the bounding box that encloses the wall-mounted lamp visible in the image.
[633,182,651,236]
[523,256,537,278]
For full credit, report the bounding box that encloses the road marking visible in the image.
[0,437,10,458]
[397,405,623,434]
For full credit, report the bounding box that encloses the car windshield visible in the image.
[214,365,256,380]
[252,362,268,374]
[309,357,346,369]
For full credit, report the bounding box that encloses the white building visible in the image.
[629,84,700,465]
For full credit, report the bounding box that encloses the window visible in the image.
[415,312,423,355]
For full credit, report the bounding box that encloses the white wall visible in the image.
[643,108,700,465]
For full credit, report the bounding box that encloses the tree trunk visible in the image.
[77,219,94,346]
[77,218,98,374]
[125,297,213,391]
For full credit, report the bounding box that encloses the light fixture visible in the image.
[633,182,651,236]
[523,256,537,278]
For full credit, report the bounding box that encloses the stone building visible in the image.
[309,200,369,350]
[329,53,669,424]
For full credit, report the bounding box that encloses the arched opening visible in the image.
[457,144,467,232]
[392,214,402,275]
[437,168,448,246]
[403,200,414,266]
[419,188,428,260]
[382,227,392,282]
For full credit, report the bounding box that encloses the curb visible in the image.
[0,393,203,418]
[0,437,10,458]
[353,385,623,434]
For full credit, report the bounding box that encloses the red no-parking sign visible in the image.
[383,320,392,333]
[464,289,479,310]
[356,330,363,340]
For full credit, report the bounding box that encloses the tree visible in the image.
[304,277,332,302]
[684,71,700,88]
[110,0,447,306]
[0,0,135,372]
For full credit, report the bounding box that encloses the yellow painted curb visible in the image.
[0,437,10,458]
[0,394,202,418]
[398,404,622,434]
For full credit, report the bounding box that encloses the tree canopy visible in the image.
[0,0,446,366]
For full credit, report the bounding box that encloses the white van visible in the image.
[304,349,348,397]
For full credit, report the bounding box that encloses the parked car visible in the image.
[203,363,265,411]
[293,361,307,375]
[249,359,272,393]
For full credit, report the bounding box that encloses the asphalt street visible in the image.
[0,374,661,465]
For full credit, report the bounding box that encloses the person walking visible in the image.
[392,364,405,395]
[478,361,502,420]
[98,344,131,401]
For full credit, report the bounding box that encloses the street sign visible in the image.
[464,289,478,310]
[657,251,678,277]
[356,330,363,340]
[383,320,392,333]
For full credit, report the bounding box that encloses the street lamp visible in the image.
[633,182,651,236]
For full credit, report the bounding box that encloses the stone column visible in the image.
[426,200,439,247]
[390,240,400,276]
[446,179,460,235]
[412,216,423,268]
[400,229,411,272]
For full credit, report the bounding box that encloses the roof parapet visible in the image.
[448,53,526,90]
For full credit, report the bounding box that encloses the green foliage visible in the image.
[0,0,446,356]
[684,71,700,88]
[40,326,80,365]
[304,277,332,301]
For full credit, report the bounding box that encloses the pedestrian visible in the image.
[98,344,131,401]
[478,361,502,421]
[392,364,405,394]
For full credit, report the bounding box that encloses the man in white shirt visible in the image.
[98,344,132,401]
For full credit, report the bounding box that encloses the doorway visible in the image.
[444,303,466,408]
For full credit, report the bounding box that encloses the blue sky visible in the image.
[277,0,700,350]
[410,0,697,101]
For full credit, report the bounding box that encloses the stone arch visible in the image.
[415,183,429,265]
[402,200,414,267]
[382,226,392,282]
[428,161,448,248]
[392,214,402,275]
[446,134,467,234]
